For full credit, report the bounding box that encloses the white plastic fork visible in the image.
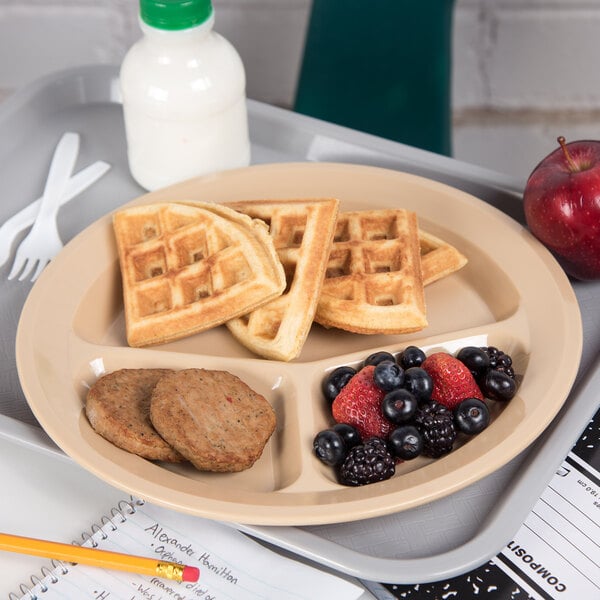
[0,160,110,269]
[8,132,80,282]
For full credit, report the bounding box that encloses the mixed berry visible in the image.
[314,345,519,486]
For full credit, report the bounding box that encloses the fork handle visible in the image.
[35,132,80,224]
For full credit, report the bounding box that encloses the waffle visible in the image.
[315,208,428,334]
[113,202,286,347]
[222,198,340,360]
[419,229,468,285]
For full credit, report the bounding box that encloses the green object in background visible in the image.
[294,0,455,156]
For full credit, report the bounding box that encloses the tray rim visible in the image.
[1,64,595,584]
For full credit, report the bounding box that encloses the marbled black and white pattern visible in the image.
[375,560,534,599]
[571,407,600,472]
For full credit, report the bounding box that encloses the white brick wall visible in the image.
[1,0,600,183]
[211,0,311,108]
[0,0,134,95]
[453,0,600,109]
[452,0,600,182]
[0,3,126,89]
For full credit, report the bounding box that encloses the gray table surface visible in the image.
[0,64,598,586]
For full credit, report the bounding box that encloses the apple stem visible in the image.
[557,136,579,171]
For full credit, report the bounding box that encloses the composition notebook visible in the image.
[10,497,364,600]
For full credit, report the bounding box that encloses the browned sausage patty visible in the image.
[86,368,184,462]
[150,368,276,472]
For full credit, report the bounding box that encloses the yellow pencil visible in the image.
[0,532,200,582]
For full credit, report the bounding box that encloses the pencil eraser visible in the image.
[182,566,200,582]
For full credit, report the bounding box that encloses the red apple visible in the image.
[523,136,600,280]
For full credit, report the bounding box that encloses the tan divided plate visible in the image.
[15,162,582,526]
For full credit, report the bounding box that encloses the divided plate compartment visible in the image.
[1,65,599,584]
[16,162,582,528]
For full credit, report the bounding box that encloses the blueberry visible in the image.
[454,398,490,434]
[313,429,347,466]
[332,423,362,450]
[481,369,517,402]
[381,389,418,424]
[456,346,490,375]
[388,425,423,460]
[322,366,356,403]
[373,360,404,391]
[403,367,433,402]
[398,345,426,369]
[364,351,396,367]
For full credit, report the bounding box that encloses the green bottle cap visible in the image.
[140,0,213,31]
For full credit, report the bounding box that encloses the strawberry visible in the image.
[332,365,391,440]
[421,352,484,410]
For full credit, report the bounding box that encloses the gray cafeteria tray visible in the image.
[1,64,599,585]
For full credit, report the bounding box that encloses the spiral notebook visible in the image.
[10,497,364,600]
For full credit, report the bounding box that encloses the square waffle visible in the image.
[223,198,340,361]
[113,202,285,347]
[315,208,428,334]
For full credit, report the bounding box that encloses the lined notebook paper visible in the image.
[12,498,364,600]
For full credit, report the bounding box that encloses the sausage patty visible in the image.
[150,368,276,472]
[86,368,184,462]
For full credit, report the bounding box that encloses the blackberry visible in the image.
[414,401,457,458]
[480,346,515,379]
[339,437,395,486]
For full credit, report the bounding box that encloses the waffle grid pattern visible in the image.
[120,207,254,319]
[316,209,428,334]
[113,203,285,347]
[225,199,339,360]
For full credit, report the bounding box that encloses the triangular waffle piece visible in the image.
[419,229,468,285]
[223,198,340,361]
[113,202,285,347]
[315,208,427,335]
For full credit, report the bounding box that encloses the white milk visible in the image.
[120,1,250,191]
